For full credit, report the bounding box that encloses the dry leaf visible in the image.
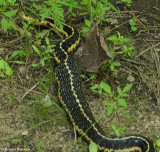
[74,23,111,72]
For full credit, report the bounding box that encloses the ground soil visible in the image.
[0,0,160,152]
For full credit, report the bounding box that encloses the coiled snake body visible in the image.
[21,14,155,152]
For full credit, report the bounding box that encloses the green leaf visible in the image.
[0,59,9,69]
[11,50,26,58]
[98,90,102,95]
[8,0,16,5]
[0,71,4,77]
[81,27,90,36]
[112,61,121,67]
[90,85,98,90]
[123,83,133,93]
[121,93,129,97]
[156,140,160,146]
[111,124,116,130]
[107,35,117,42]
[122,125,126,130]
[99,81,112,94]
[12,139,21,143]
[85,19,92,27]
[0,59,13,76]
[106,105,114,115]
[80,74,87,78]
[129,19,135,26]
[110,61,121,71]
[1,17,8,32]
[0,0,5,5]
[103,18,112,22]
[32,64,40,67]
[11,61,25,64]
[118,99,128,108]
[79,12,87,16]
[121,0,131,3]
[89,142,98,152]
[3,9,18,19]
[103,100,113,106]
[131,26,137,31]
[101,0,121,16]
[110,64,114,70]
[71,12,76,17]
[45,37,50,45]
[58,1,87,11]
[5,67,13,76]
[117,86,122,94]
[40,58,45,66]
[68,6,73,13]
[32,45,41,56]
[92,0,97,4]
[81,27,90,33]
[88,72,97,79]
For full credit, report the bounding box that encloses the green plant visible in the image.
[155,139,160,152]
[100,58,121,73]
[110,125,126,137]
[65,0,79,19]
[121,0,132,7]
[0,0,17,11]
[81,19,92,37]
[12,139,21,144]
[36,140,45,152]
[107,32,130,46]
[37,0,65,29]
[10,50,27,60]
[81,72,97,82]
[122,44,135,58]
[8,34,54,67]
[89,142,98,152]
[107,32,135,59]
[58,0,120,36]
[110,61,121,71]
[129,19,137,32]
[32,37,55,67]
[80,0,120,36]
[90,81,133,115]
[18,0,119,37]
[0,59,13,77]
[0,0,18,32]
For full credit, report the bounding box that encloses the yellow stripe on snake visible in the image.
[21,14,155,152]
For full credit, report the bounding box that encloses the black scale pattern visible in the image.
[56,56,155,152]
[21,13,155,151]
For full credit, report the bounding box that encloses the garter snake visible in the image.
[20,13,155,152]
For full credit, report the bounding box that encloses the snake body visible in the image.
[21,14,155,152]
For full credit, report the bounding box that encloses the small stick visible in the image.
[135,41,160,59]
[22,82,39,99]
[121,58,145,66]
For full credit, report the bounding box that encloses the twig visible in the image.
[0,35,25,47]
[135,41,160,59]
[121,58,146,66]
[22,82,39,99]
